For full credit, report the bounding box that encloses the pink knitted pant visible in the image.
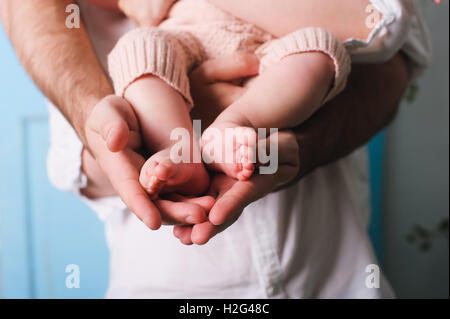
[108,0,350,108]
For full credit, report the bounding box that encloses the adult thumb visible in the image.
[86,95,132,153]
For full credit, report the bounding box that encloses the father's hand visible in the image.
[175,53,300,244]
[173,52,408,245]
[173,53,299,245]
[84,95,213,229]
[174,130,300,245]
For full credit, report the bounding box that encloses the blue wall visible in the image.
[0,22,109,299]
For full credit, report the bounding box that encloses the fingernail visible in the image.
[185,216,194,224]
[174,228,181,237]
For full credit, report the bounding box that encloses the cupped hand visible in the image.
[170,53,300,245]
[84,95,214,229]
[82,52,269,240]
[173,130,300,245]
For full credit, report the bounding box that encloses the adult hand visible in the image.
[172,53,300,245]
[173,130,299,245]
[174,51,410,245]
[117,0,176,27]
[81,53,259,236]
[84,95,214,229]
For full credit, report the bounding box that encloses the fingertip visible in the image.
[208,213,224,226]
[192,232,209,245]
[180,238,194,246]
[192,236,210,245]
[179,227,194,245]
[128,192,162,230]
[173,225,182,238]
[208,206,226,225]
[191,222,215,245]
[147,222,162,231]
[143,214,162,230]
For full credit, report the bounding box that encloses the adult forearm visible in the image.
[0,0,112,143]
[292,53,409,182]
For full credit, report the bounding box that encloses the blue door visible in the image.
[0,24,109,299]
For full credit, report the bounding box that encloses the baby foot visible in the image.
[202,125,257,181]
[139,148,209,199]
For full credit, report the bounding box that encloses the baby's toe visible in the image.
[154,159,179,182]
[235,144,255,181]
[235,127,257,147]
[237,166,254,181]
[139,159,164,198]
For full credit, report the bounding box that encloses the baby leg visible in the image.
[203,28,350,180]
[125,75,209,199]
[108,27,209,198]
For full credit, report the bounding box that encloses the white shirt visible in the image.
[47,0,431,298]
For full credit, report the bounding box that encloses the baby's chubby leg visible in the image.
[203,28,349,181]
[125,75,209,199]
[203,52,332,180]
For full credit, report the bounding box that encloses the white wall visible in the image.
[383,2,449,298]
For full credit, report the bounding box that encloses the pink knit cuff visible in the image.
[257,27,351,103]
[108,27,193,108]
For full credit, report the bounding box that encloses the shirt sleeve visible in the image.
[344,0,432,80]
[400,0,433,80]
